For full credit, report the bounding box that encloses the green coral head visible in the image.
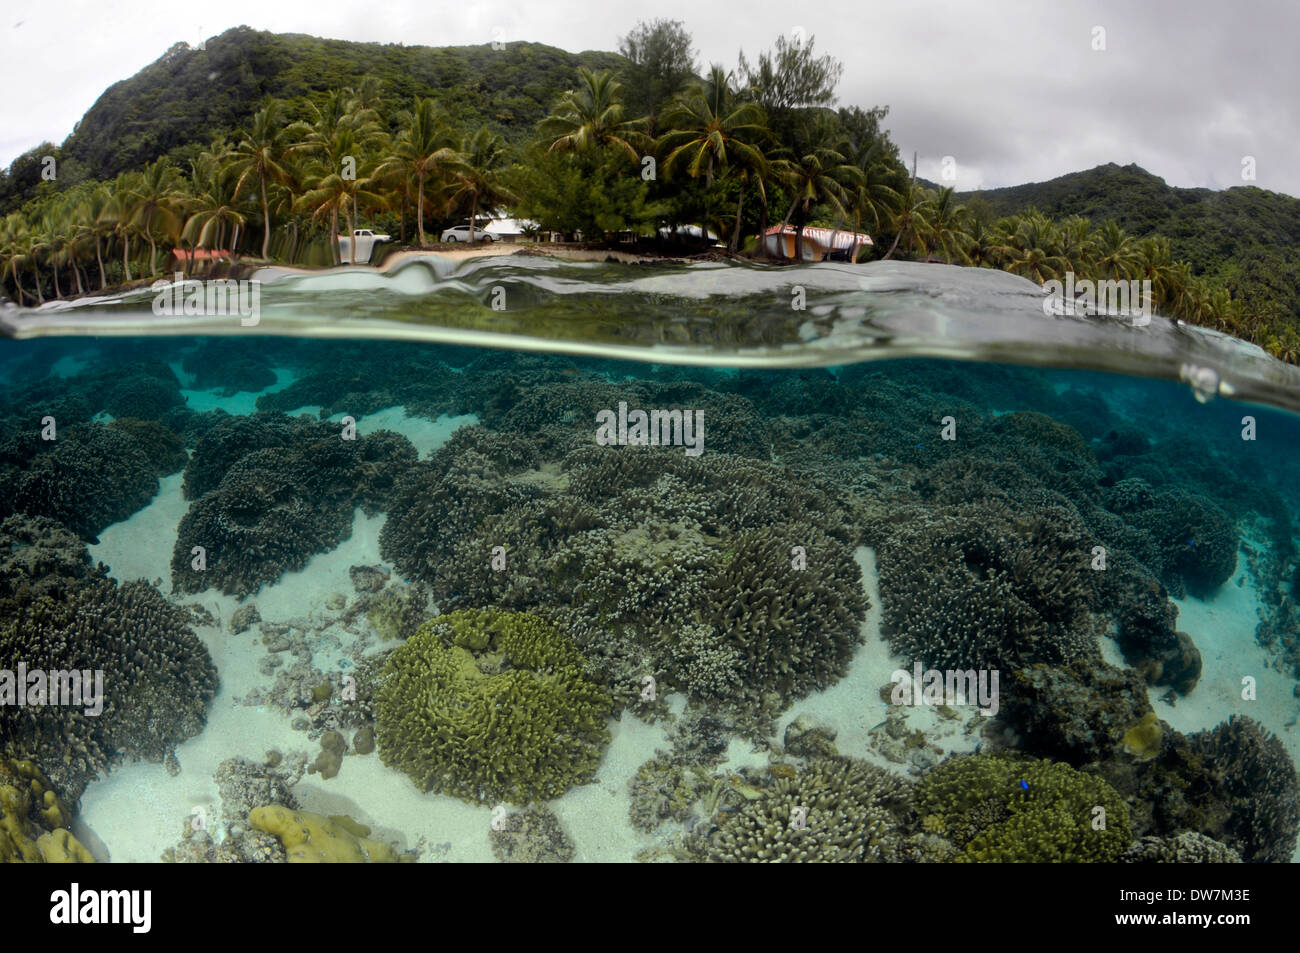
[914,753,1132,863]
[377,608,612,804]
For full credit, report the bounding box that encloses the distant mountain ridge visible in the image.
[955,163,1300,326]
[14,26,623,190]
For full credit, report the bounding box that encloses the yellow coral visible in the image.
[1122,712,1163,762]
[248,805,400,863]
[0,758,94,863]
[37,829,95,863]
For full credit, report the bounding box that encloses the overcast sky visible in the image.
[3,0,1297,196]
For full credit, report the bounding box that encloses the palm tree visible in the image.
[103,172,143,283]
[226,103,296,259]
[22,218,48,303]
[77,185,115,290]
[1091,220,1139,281]
[184,150,246,253]
[1134,236,1184,312]
[926,186,971,264]
[842,158,900,262]
[1056,215,1094,276]
[776,128,859,260]
[539,68,648,161]
[444,127,517,243]
[297,171,387,264]
[880,178,936,262]
[659,66,771,253]
[376,98,461,246]
[993,211,1067,283]
[1,214,32,305]
[128,158,187,276]
[962,216,1001,268]
[38,209,67,298]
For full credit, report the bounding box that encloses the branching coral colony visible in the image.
[2,340,1297,864]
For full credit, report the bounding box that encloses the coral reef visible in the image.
[230,603,260,634]
[1185,716,1299,863]
[912,753,1132,862]
[700,522,866,706]
[255,342,458,419]
[10,423,160,540]
[248,805,403,863]
[875,503,1101,673]
[1,569,218,800]
[0,758,94,863]
[108,418,188,475]
[490,804,576,863]
[0,514,99,609]
[629,755,710,832]
[172,424,416,596]
[182,338,277,395]
[699,757,911,863]
[1124,832,1242,863]
[376,609,612,803]
[1122,488,1239,597]
[998,660,1154,765]
[100,362,185,420]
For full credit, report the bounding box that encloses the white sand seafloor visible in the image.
[72,387,1300,863]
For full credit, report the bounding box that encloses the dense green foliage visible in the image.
[0,26,622,207]
[956,163,1300,356]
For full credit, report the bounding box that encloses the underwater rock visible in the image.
[783,715,840,759]
[230,603,261,634]
[349,564,390,594]
[214,756,303,830]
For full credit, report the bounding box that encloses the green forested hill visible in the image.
[958,163,1300,326]
[9,26,624,198]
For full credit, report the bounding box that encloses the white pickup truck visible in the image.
[338,228,391,264]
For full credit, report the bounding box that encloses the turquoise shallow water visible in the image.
[1,258,1298,863]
